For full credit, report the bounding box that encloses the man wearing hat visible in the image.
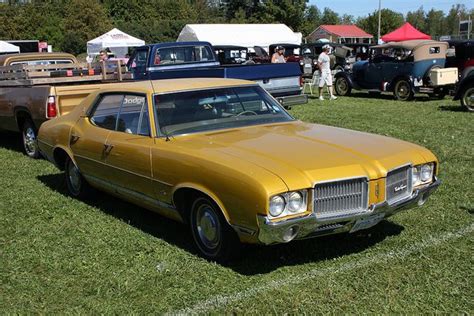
[271,46,286,63]
[318,44,337,101]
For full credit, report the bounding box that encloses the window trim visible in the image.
[151,85,294,138]
[153,45,216,66]
[88,92,151,137]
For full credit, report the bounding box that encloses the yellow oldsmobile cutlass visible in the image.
[38,78,440,260]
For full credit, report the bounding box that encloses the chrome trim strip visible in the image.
[146,61,220,71]
[74,153,174,187]
[83,174,177,211]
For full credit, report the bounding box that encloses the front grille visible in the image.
[313,178,368,220]
[386,165,412,204]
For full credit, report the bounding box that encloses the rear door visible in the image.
[70,94,122,181]
[104,94,154,198]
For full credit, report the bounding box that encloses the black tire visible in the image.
[335,76,351,96]
[21,119,40,159]
[65,156,93,199]
[460,83,474,112]
[394,79,414,101]
[190,196,241,262]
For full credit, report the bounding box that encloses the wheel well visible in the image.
[173,188,222,225]
[15,110,33,131]
[53,148,69,171]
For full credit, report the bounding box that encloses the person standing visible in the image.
[318,45,337,100]
[271,46,286,63]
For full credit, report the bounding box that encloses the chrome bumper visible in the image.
[275,94,308,107]
[257,177,441,245]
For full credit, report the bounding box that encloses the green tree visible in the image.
[357,9,404,40]
[425,9,445,38]
[406,6,426,32]
[62,0,112,54]
[301,5,321,36]
[320,7,340,25]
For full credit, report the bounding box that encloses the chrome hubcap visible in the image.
[23,127,37,155]
[67,161,81,194]
[196,204,220,250]
[464,87,474,110]
[337,79,347,93]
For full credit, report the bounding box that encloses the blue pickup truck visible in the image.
[127,41,307,106]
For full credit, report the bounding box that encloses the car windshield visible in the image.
[154,86,294,136]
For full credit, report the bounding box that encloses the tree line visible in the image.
[0,0,472,55]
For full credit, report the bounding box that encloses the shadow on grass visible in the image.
[37,172,405,275]
[438,105,467,112]
[0,131,23,153]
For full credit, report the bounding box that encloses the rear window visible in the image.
[429,47,441,54]
[154,45,213,65]
[10,59,73,66]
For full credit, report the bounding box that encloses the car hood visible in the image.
[352,60,368,71]
[175,121,436,190]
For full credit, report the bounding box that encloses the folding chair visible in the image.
[303,70,320,95]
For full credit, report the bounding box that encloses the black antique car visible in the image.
[334,40,459,100]
[446,40,474,79]
[453,68,474,111]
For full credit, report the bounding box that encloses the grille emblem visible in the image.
[394,184,407,192]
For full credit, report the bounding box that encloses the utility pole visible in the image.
[377,0,382,43]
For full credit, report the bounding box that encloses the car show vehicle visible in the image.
[127,41,306,105]
[213,45,251,65]
[38,78,440,261]
[453,68,474,111]
[446,39,474,79]
[334,40,459,100]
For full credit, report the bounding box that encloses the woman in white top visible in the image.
[271,46,286,63]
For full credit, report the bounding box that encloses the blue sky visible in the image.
[308,0,473,17]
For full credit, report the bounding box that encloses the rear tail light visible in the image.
[299,75,303,87]
[47,96,57,118]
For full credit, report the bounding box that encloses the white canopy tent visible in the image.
[0,41,20,54]
[87,28,145,58]
[177,24,302,52]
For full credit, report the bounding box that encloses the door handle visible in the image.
[103,143,114,154]
[70,134,80,144]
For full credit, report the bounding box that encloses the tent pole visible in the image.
[377,0,382,43]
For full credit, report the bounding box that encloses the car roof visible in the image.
[373,40,447,50]
[136,41,213,50]
[0,52,77,66]
[91,78,257,95]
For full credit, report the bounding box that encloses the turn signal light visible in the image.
[47,96,57,118]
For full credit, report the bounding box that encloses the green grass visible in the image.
[1,92,473,313]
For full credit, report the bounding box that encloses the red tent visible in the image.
[381,22,431,42]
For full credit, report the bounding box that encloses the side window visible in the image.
[156,48,174,65]
[429,47,441,54]
[130,50,148,69]
[117,95,150,136]
[90,94,123,130]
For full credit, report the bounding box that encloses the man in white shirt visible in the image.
[317,45,337,100]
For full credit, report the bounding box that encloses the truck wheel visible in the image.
[460,84,474,112]
[190,195,241,262]
[335,76,351,96]
[65,156,93,199]
[394,79,414,101]
[21,120,40,159]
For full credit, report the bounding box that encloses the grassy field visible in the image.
[1,92,473,313]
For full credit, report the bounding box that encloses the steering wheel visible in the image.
[236,110,258,117]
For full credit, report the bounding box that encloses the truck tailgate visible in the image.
[53,84,103,116]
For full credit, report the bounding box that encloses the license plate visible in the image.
[350,213,385,233]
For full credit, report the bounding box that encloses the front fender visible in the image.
[453,75,474,100]
[334,71,354,89]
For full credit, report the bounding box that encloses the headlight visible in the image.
[288,191,303,212]
[269,195,285,217]
[420,164,434,182]
[412,163,434,187]
[268,190,307,218]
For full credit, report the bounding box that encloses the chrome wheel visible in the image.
[196,203,221,250]
[22,124,38,158]
[461,86,474,112]
[66,159,82,196]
